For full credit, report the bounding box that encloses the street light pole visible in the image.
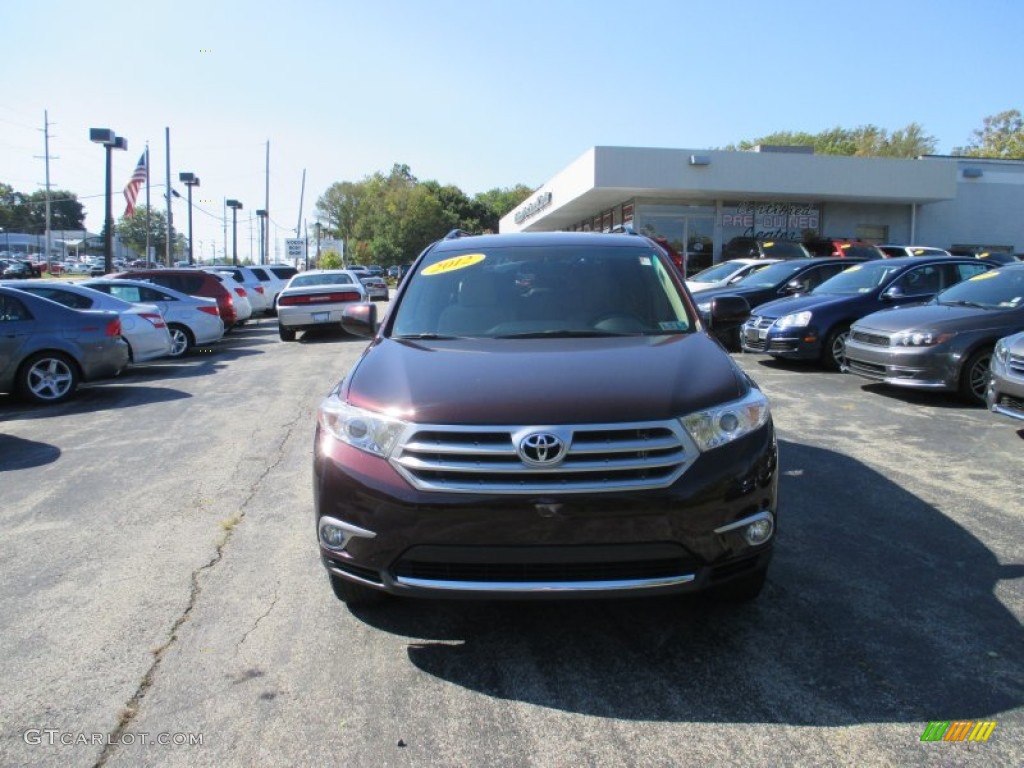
[256,210,266,264]
[89,128,127,274]
[179,173,200,265]
[226,199,243,265]
[315,221,322,268]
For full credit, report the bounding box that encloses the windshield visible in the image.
[812,262,903,295]
[936,268,1024,309]
[761,241,808,258]
[391,244,694,338]
[288,272,354,288]
[733,260,810,288]
[689,261,748,283]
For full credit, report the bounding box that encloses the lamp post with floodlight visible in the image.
[226,199,243,265]
[89,128,127,274]
[179,172,200,265]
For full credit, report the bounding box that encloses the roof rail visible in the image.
[606,224,638,235]
[443,229,473,240]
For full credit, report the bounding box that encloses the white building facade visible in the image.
[500,146,1024,271]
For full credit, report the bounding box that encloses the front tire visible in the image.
[958,348,992,405]
[822,325,850,371]
[329,574,386,606]
[18,352,80,404]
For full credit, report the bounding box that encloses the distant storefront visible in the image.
[500,146,1024,271]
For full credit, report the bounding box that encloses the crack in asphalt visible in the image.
[93,407,307,768]
[236,584,281,654]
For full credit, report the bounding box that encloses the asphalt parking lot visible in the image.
[1,315,1021,768]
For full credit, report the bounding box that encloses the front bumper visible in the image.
[740,321,820,360]
[313,423,778,600]
[843,339,959,391]
[987,353,1024,421]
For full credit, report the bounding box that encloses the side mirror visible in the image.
[341,302,378,337]
[708,295,750,329]
[881,285,904,300]
[782,279,806,294]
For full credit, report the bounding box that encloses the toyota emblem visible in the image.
[519,432,565,466]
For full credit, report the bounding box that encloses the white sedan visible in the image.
[83,278,224,358]
[276,270,367,341]
[686,258,781,293]
[0,279,173,363]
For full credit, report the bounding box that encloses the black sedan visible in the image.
[695,257,868,349]
[0,286,130,404]
[845,263,1024,404]
[740,257,992,370]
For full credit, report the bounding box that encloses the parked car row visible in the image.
[716,254,1024,418]
[0,271,248,403]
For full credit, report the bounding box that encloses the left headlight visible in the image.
[318,396,406,458]
[681,388,771,452]
[891,330,956,347]
[775,310,812,329]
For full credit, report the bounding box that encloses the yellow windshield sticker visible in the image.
[422,253,486,275]
[969,270,999,280]
[763,242,775,247]
[846,264,862,272]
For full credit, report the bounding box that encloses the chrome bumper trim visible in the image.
[392,574,696,593]
[714,510,774,535]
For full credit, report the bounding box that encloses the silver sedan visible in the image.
[277,270,367,341]
[83,278,225,357]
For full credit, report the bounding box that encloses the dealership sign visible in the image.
[721,202,820,240]
[515,191,553,224]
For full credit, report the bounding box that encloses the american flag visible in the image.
[123,152,148,217]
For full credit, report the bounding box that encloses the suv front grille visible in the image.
[390,421,697,494]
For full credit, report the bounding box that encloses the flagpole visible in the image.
[144,144,151,264]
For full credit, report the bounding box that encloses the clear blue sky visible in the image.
[1,0,1020,260]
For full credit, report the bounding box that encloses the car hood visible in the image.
[342,334,748,424]
[752,293,858,319]
[853,303,1024,333]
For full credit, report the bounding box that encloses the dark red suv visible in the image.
[314,230,778,608]
[111,269,238,327]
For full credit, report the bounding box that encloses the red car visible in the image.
[110,269,238,327]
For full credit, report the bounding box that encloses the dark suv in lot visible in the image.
[314,230,779,607]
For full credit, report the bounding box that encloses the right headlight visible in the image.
[680,388,771,452]
[318,396,407,458]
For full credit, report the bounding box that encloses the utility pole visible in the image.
[35,111,58,268]
[264,140,270,266]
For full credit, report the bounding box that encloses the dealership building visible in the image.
[499,146,1024,270]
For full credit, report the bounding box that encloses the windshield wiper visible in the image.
[392,333,458,340]
[940,300,989,309]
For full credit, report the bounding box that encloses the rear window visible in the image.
[250,268,269,280]
[761,241,808,259]
[270,267,298,280]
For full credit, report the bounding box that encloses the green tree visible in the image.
[19,190,86,232]
[117,206,176,257]
[319,250,342,269]
[473,185,534,229]
[726,124,936,158]
[954,109,1024,158]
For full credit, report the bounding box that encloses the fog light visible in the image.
[744,516,774,546]
[320,524,349,550]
